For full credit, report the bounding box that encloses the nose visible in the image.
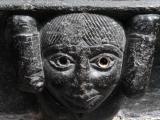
[72,82,96,100]
[81,82,94,91]
[73,54,94,93]
[76,55,90,82]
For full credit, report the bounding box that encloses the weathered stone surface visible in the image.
[0,0,160,13]
[0,0,159,120]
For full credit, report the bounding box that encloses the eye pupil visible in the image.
[99,58,108,65]
[98,57,111,69]
[59,57,68,65]
[100,58,108,65]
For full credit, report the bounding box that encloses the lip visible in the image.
[87,95,99,102]
[64,94,101,107]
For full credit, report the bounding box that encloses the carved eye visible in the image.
[90,54,115,70]
[98,57,111,69]
[48,53,74,70]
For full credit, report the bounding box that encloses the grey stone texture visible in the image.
[0,0,159,120]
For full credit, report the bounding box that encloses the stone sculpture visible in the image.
[6,13,160,120]
[39,13,126,120]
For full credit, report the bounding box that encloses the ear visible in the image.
[122,14,160,98]
[6,15,45,93]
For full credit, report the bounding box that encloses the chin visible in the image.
[67,104,99,113]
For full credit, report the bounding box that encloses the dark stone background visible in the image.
[0,0,159,119]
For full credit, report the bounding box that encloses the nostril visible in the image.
[80,94,88,100]
[84,83,94,90]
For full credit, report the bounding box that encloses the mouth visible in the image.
[46,84,103,112]
[63,94,102,110]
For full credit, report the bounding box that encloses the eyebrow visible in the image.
[88,45,123,58]
[43,44,123,58]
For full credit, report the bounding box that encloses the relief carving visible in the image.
[5,13,160,120]
[6,16,45,93]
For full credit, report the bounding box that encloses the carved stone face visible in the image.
[41,13,126,113]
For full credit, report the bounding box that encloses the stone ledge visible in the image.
[0,0,160,13]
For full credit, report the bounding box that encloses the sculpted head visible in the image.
[40,13,126,113]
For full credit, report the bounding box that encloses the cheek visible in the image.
[43,59,75,87]
[90,61,122,88]
[89,69,122,99]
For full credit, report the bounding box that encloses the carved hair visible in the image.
[40,13,126,51]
